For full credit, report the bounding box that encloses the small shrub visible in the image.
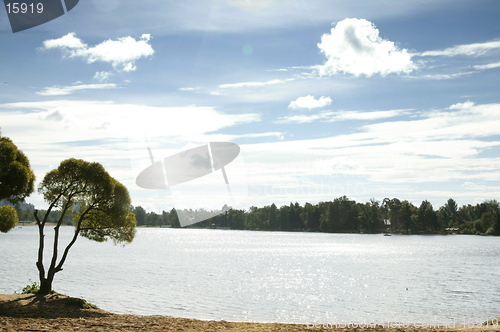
[66,297,97,309]
[484,318,499,326]
[15,280,40,294]
[80,299,97,309]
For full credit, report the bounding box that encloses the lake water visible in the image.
[1,227,499,325]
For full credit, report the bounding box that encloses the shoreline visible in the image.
[12,223,495,237]
[1,294,499,332]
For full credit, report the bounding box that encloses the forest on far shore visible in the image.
[8,196,500,236]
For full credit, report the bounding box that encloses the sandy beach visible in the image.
[1,293,499,332]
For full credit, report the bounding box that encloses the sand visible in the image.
[1,293,499,332]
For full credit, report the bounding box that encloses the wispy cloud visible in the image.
[36,83,118,96]
[317,18,416,77]
[218,78,294,89]
[201,131,285,141]
[93,71,113,82]
[410,71,475,80]
[278,109,409,124]
[419,40,500,57]
[178,87,199,91]
[245,101,500,205]
[288,95,332,110]
[0,100,261,142]
[41,33,154,72]
[474,61,500,70]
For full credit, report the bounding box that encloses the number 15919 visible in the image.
[6,3,44,14]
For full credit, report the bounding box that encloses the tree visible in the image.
[357,199,382,233]
[133,206,146,226]
[0,205,19,233]
[34,158,136,295]
[303,202,320,231]
[269,203,278,230]
[400,200,417,234]
[0,132,36,233]
[0,133,36,203]
[387,198,402,231]
[438,198,458,228]
[417,200,438,232]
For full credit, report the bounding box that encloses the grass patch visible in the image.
[66,298,98,309]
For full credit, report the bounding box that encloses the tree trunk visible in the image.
[39,277,53,295]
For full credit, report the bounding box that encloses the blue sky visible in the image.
[1,0,500,213]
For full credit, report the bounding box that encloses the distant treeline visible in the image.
[132,197,500,235]
[1,199,77,226]
[8,197,500,235]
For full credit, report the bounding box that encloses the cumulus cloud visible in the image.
[317,18,416,77]
[41,33,154,72]
[36,83,118,96]
[288,95,332,110]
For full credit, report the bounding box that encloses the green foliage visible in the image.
[15,280,40,294]
[0,205,19,233]
[67,297,97,309]
[131,196,500,236]
[133,206,146,225]
[417,200,438,232]
[38,158,136,244]
[438,198,458,228]
[0,135,35,203]
[484,318,499,326]
[357,199,382,233]
[78,180,136,244]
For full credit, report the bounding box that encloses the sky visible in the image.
[1,0,500,214]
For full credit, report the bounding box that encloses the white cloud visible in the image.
[278,109,409,124]
[419,40,500,57]
[288,95,332,110]
[93,71,113,82]
[178,87,199,91]
[277,113,324,124]
[336,109,410,121]
[236,132,284,140]
[218,78,294,89]
[42,32,86,49]
[411,71,475,80]
[255,102,500,191]
[0,99,264,209]
[317,18,416,77]
[36,83,118,96]
[474,62,500,70]
[198,131,285,141]
[210,91,225,96]
[0,100,260,140]
[41,33,154,72]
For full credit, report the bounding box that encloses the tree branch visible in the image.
[54,204,96,273]
[41,192,64,226]
[48,195,76,278]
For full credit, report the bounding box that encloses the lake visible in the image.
[1,227,499,325]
